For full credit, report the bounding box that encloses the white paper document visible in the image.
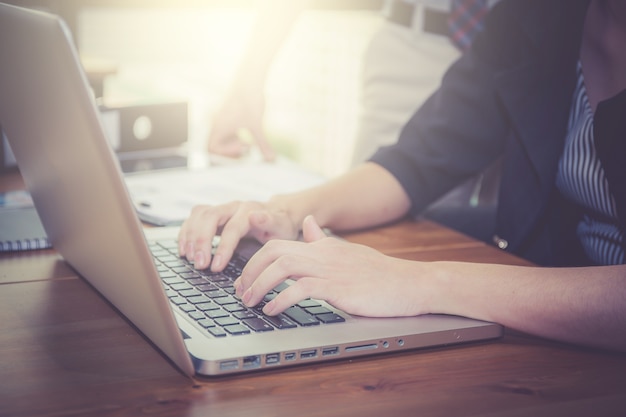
[124,160,325,226]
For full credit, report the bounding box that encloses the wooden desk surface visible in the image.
[1,169,625,417]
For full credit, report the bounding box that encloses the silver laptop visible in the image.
[0,3,502,376]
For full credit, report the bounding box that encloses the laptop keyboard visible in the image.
[149,240,346,338]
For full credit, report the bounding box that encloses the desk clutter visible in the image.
[0,158,324,251]
[1,100,189,174]
[0,96,188,252]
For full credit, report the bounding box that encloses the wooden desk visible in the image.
[1,169,625,417]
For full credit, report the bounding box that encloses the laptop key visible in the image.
[157,254,179,263]
[224,303,246,313]
[195,283,218,292]
[202,271,228,281]
[263,314,298,329]
[206,309,229,319]
[162,276,184,285]
[157,239,178,250]
[179,304,196,313]
[284,306,319,326]
[170,282,193,291]
[208,327,227,338]
[242,317,274,332]
[187,277,210,286]
[223,266,240,277]
[169,264,190,272]
[224,324,251,335]
[264,292,278,302]
[215,280,235,288]
[171,265,190,273]
[316,313,346,324]
[181,271,201,280]
[159,271,178,280]
[187,295,211,305]
[214,295,238,306]
[304,306,332,315]
[206,289,229,299]
[297,299,321,308]
[196,302,220,311]
[179,289,202,298]
[251,302,267,314]
[169,296,187,306]
[188,311,206,321]
[215,316,240,327]
[233,310,257,320]
[197,318,216,328]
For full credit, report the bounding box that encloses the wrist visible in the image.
[268,193,305,233]
[268,189,320,233]
[424,261,496,320]
[421,261,460,316]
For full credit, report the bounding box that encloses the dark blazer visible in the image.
[371,0,596,266]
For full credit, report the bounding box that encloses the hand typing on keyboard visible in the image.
[232,215,423,318]
[177,164,424,320]
[178,199,299,272]
[152,237,346,337]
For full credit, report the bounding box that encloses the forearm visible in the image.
[269,162,412,232]
[425,262,626,352]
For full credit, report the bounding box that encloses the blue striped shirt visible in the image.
[556,63,625,265]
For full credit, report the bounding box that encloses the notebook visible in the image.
[0,3,502,376]
[0,205,51,252]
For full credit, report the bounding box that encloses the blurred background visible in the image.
[7,0,384,178]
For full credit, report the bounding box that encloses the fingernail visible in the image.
[194,251,205,269]
[234,278,243,297]
[242,287,252,306]
[263,300,275,315]
[211,254,222,271]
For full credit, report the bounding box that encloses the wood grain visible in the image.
[1,170,625,417]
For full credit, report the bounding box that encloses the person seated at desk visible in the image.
[179,0,626,353]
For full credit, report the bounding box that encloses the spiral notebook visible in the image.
[0,204,51,252]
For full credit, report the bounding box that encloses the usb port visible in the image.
[322,346,339,356]
[242,355,261,369]
[266,353,280,365]
[300,349,317,359]
[284,352,296,361]
[219,360,239,371]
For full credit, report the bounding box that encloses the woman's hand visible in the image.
[177,200,299,272]
[234,215,430,318]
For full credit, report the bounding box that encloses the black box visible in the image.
[99,101,189,172]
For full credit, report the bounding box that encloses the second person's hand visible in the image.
[207,86,276,162]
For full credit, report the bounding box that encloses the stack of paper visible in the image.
[124,160,325,226]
